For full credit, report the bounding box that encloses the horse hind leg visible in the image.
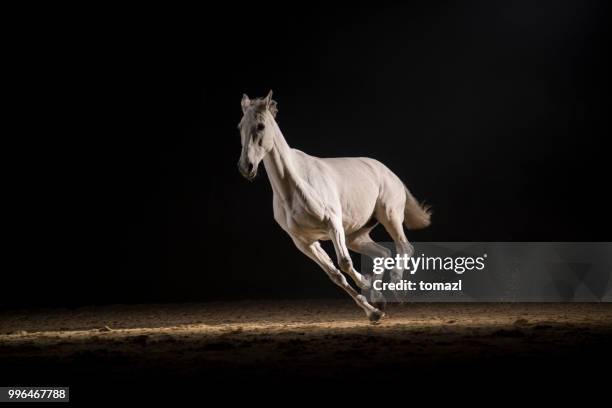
[347,232,391,310]
[376,205,414,284]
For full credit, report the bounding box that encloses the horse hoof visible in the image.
[393,291,406,304]
[368,309,386,324]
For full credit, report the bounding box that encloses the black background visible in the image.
[5,1,611,308]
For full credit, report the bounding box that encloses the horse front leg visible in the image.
[291,236,384,323]
[327,220,372,291]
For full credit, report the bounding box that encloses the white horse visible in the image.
[237,91,431,323]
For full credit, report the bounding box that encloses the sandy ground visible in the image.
[1,300,612,397]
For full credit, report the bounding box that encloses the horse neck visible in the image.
[262,119,300,201]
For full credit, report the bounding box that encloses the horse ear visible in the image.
[264,90,277,117]
[241,94,250,112]
[268,99,278,118]
[264,90,273,104]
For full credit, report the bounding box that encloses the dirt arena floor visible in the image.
[1,300,611,399]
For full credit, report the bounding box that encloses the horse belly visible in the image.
[341,207,377,235]
[326,158,381,234]
[338,186,379,235]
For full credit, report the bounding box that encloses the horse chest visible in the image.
[273,196,329,239]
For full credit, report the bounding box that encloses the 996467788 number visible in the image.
[1,387,69,402]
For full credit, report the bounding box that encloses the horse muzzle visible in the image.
[238,161,257,181]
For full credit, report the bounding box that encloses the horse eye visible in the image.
[256,123,265,131]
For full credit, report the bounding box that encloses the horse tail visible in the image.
[403,186,432,230]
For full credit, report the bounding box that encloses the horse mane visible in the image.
[250,97,278,118]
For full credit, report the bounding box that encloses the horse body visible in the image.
[238,91,431,323]
[274,152,384,238]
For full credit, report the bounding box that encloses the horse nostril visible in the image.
[248,163,256,173]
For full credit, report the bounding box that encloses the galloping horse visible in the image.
[237,91,431,323]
